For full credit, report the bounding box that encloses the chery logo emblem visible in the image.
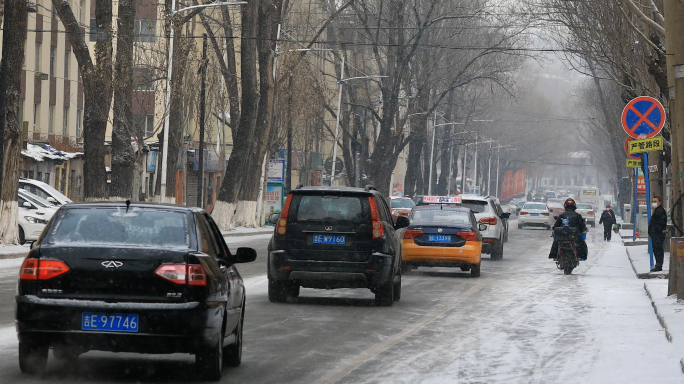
[102,261,123,268]
[325,226,333,231]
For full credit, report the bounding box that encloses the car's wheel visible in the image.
[224,306,243,367]
[517,222,523,229]
[491,240,503,260]
[268,279,288,303]
[471,262,481,277]
[18,226,26,245]
[393,268,401,302]
[374,278,394,307]
[196,336,223,381]
[19,340,48,375]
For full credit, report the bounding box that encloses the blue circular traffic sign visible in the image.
[622,96,665,139]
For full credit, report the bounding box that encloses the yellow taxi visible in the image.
[401,197,484,277]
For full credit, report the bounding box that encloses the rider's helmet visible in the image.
[564,198,577,211]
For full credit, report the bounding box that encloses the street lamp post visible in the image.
[491,145,511,197]
[330,55,386,186]
[159,1,247,200]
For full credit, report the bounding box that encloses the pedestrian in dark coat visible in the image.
[648,196,668,272]
[599,205,617,241]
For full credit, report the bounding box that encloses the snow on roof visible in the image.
[21,143,83,162]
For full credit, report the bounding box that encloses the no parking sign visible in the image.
[622,96,665,139]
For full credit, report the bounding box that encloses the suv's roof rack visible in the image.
[364,185,377,192]
[295,184,304,190]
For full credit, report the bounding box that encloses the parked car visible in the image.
[15,202,257,380]
[19,178,73,206]
[17,190,58,244]
[389,196,415,220]
[575,203,596,227]
[518,202,553,229]
[267,185,409,306]
[459,195,510,259]
[401,205,483,277]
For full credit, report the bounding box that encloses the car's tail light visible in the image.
[457,231,477,241]
[276,194,294,236]
[542,212,549,216]
[403,229,423,239]
[155,264,206,286]
[588,211,595,215]
[20,258,70,280]
[479,217,497,225]
[519,211,528,215]
[368,197,385,239]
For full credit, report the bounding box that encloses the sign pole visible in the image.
[633,167,638,241]
[644,153,654,268]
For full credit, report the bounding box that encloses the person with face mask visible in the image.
[599,204,617,241]
[648,196,668,272]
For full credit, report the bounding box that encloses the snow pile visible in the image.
[21,143,82,162]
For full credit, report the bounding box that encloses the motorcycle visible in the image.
[553,219,582,275]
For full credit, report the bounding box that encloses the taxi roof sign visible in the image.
[421,196,462,204]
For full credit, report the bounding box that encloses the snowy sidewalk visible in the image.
[0,244,29,260]
[625,243,670,279]
[221,226,273,237]
[643,279,684,372]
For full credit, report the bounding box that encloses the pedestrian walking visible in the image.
[648,196,668,272]
[599,204,617,241]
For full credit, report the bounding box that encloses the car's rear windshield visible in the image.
[523,203,547,210]
[391,199,415,209]
[577,204,593,209]
[461,200,488,213]
[44,208,191,248]
[293,195,368,223]
[411,209,471,226]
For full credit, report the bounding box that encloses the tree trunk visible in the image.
[52,0,112,201]
[0,0,27,244]
[110,0,137,199]
[234,0,282,227]
[212,0,260,229]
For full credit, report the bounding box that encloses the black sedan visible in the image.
[15,202,256,381]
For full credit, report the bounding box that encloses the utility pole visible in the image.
[285,74,293,192]
[197,34,207,208]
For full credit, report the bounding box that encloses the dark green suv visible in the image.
[267,185,409,306]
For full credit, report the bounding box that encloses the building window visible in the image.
[135,19,156,43]
[76,108,82,138]
[37,172,42,181]
[63,106,69,136]
[133,67,154,91]
[45,173,50,185]
[48,105,54,133]
[49,46,55,76]
[35,43,41,72]
[33,103,39,132]
[64,50,70,78]
[79,0,85,23]
[134,114,155,136]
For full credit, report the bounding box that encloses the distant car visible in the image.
[459,195,509,259]
[511,200,526,214]
[518,202,553,229]
[19,178,73,206]
[575,203,596,227]
[15,202,257,380]
[17,190,58,244]
[546,191,557,199]
[401,205,483,277]
[533,193,547,203]
[547,202,565,219]
[390,196,415,220]
[267,185,409,306]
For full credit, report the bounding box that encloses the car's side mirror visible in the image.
[30,241,35,249]
[269,213,281,225]
[22,201,32,209]
[46,197,57,204]
[500,212,510,219]
[235,247,257,263]
[478,223,488,231]
[395,216,410,229]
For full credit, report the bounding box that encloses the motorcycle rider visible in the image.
[549,198,589,260]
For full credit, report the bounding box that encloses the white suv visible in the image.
[460,195,510,260]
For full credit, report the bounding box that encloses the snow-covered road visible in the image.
[0,220,679,383]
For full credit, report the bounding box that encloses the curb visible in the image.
[624,247,669,279]
[0,252,27,260]
[643,282,672,343]
[221,230,273,237]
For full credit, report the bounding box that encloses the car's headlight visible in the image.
[25,216,48,224]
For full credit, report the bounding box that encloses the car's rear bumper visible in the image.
[268,250,394,289]
[15,295,221,354]
[519,216,551,226]
[401,240,481,265]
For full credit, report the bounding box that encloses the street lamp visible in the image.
[330,55,386,185]
[159,1,247,200]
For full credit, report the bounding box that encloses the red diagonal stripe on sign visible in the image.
[628,104,658,132]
